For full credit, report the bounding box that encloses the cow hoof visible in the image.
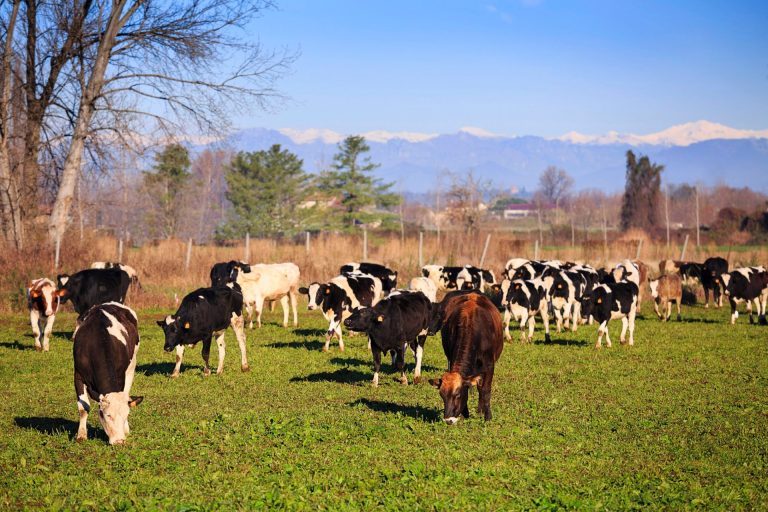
[677,315,682,322]
[170,372,180,379]
[594,344,602,350]
[203,368,211,377]
[760,316,768,326]
[241,364,250,372]
[322,346,329,352]
[544,334,552,343]
[413,376,422,385]
[216,368,224,375]
[76,436,86,443]
[35,345,42,352]
[400,377,408,386]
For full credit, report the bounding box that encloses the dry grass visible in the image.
[1,230,766,312]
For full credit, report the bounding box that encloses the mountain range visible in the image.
[211,121,768,193]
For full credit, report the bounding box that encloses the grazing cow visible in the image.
[649,273,683,321]
[156,284,248,377]
[428,292,504,423]
[500,279,552,343]
[408,276,438,303]
[456,265,497,292]
[91,262,141,292]
[421,264,463,291]
[343,292,432,386]
[718,266,768,325]
[299,273,384,351]
[210,260,251,288]
[679,257,729,308]
[580,281,638,349]
[549,270,587,332]
[340,262,398,293]
[73,302,142,444]
[27,278,60,351]
[236,262,300,328]
[57,268,131,319]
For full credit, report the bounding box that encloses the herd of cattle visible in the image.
[22,255,768,443]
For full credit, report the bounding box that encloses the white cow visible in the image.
[236,262,300,328]
[407,277,438,303]
[27,278,60,351]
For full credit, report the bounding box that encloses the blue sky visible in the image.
[239,0,768,137]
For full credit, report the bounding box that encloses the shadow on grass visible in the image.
[679,317,721,324]
[538,337,591,347]
[14,416,109,442]
[266,340,325,351]
[53,331,74,339]
[290,368,371,384]
[0,340,37,351]
[349,398,441,422]
[329,356,443,373]
[137,361,203,377]
[293,328,325,337]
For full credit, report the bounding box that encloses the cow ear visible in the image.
[156,320,165,327]
[376,315,384,323]
[56,288,68,297]
[30,290,40,298]
[428,378,442,388]
[465,375,482,387]
[128,396,144,408]
[298,287,308,294]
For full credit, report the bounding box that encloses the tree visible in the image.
[143,144,191,239]
[538,166,573,209]
[218,145,310,239]
[619,150,664,232]
[445,171,489,235]
[316,135,400,231]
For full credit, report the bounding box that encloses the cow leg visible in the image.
[254,296,265,329]
[75,373,89,442]
[245,303,255,329]
[596,320,607,349]
[747,300,754,325]
[413,336,426,383]
[42,314,55,351]
[30,309,42,351]
[371,345,382,387]
[620,316,629,343]
[230,312,249,372]
[554,307,563,333]
[503,309,512,341]
[279,295,289,328]
[214,330,226,375]
[676,298,682,322]
[759,292,768,325]
[478,371,494,421]
[460,387,470,418]
[541,308,551,343]
[570,302,580,332]
[730,299,738,324]
[123,343,138,394]
[518,311,528,342]
[396,347,407,385]
[171,345,185,377]
[290,290,298,327]
[713,284,721,308]
[527,316,536,344]
[653,299,661,320]
[703,286,710,308]
[627,307,636,346]
[666,301,673,322]
[201,337,212,376]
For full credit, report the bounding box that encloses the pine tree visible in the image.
[143,143,191,238]
[620,150,664,231]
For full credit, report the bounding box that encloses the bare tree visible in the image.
[537,166,574,225]
[445,170,489,235]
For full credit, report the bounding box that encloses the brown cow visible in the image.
[428,291,503,424]
[27,278,60,351]
[649,273,683,321]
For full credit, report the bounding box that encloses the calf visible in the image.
[343,292,432,386]
[299,273,383,351]
[428,292,504,423]
[408,276,438,302]
[236,262,300,328]
[57,268,131,318]
[73,302,143,444]
[649,273,683,321]
[501,279,552,343]
[27,278,60,351]
[157,284,248,377]
[340,262,398,293]
[209,260,251,288]
[421,264,463,291]
[719,266,768,325]
[580,281,638,349]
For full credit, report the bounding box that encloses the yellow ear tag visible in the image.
[557,284,562,288]
[596,298,602,304]
[184,322,190,329]
[377,315,384,322]
[325,288,330,295]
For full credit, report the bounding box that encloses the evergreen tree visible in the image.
[218,145,310,238]
[143,143,191,238]
[317,135,400,231]
[620,150,664,231]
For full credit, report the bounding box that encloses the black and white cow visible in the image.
[157,284,248,377]
[91,262,141,292]
[503,258,530,280]
[549,270,587,332]
[718,266,768,325]
[421,265,464,291]
[456,265,497,292]
[500,279,551,343]
[680,257,729,308]
[57,268,131,318]
[580,281,638,349]
[73,302,143,444]
[299,273,384,351]
[27,278,60,351]
[210,260,251,288]
[343,291,432,386]
[340,262,398,293]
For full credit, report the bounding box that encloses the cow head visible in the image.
[343,307,375,332]
[430,372,481,425]
[507,280,531,309]
[299,282,326,310]
[29,279,58,316]
[98,391,143,445]
[718,273,732,295]
[157,315,190,352]
[649,279,660,300]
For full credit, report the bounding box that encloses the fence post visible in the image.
[244,232,250,262]
[695,185,700,247]
[305,231,310,254]
[479,233,492,267]
[418,231,424,268]
[185,238,193,272]
[54,234,61,270]
[534,239,539,260]
[680,234,689,261]
[635,238,643,260]
[363,227,368,261]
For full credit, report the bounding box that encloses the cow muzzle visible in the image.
[444,417,459,425]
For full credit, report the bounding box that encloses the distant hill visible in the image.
[211,122,768,193]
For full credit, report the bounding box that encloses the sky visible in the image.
[236,0,768,138]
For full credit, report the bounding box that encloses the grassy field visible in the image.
[1,300,767,510]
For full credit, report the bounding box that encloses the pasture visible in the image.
[1,302,767,510]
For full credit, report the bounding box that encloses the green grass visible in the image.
[1,302,767,510]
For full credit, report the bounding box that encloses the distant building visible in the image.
[502,202,553,219]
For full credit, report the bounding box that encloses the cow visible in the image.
[236,262,300,328]
[210,260,251,288]
[421,264,463,291]
[343,292,432,386]
[611,259,648,310]
[503,258,530,280]
[73,302,143,444]
[408,276,438,303]
[658,259,683,276]
[57,268,131,319]
[718,266,768,325]
[27,278,60,351]
[549,270,587,332]
[500,278,552,343]
[580,281,639,349]
[91,262,141,293]
[340,262,398,293]
[679,257,729,308]
[156,284,248,377]
[456,265,497,292]
[299,273,384,351]
[649,273,683,321]
[428,291,504,424]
